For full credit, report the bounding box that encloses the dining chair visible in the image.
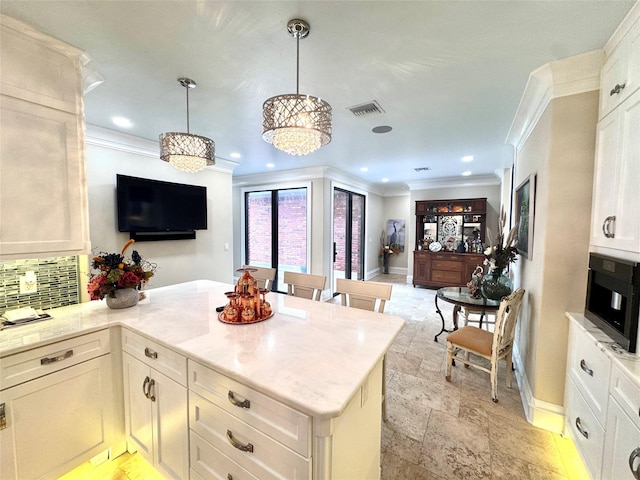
[242,265,277,291]
[445,288,525,403]
[335,278,393,313]
[455,305,497,331]
[335,277,393,420]
[283,271,327,301]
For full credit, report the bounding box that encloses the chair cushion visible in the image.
[447,326,493,356]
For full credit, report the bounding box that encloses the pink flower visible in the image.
[87,276,107,300]
[118,271,142,288]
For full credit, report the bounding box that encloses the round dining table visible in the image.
[433,286,501,342]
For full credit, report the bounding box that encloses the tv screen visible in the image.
[117,174,207,232]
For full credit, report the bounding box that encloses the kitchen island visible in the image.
[0,280,405,479]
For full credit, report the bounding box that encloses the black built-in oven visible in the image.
[585,253,640,353]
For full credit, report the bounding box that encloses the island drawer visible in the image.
[189,391,311,480]
[0,329,110,390]
[188,359,310,457]
[190,430,259,480]
[121,329,187,387]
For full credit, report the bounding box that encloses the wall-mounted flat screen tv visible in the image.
[117,174,207,234]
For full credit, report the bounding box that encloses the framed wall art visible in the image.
[515,173,536,259]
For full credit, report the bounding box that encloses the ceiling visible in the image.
[1,1,635,190]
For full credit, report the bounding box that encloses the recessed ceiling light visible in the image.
[381,178,389,183]
[266,163,275,168]
[462,155,474,162]
[230,152,242,159]
[112,116,132,128]
[360,167,368,172]
[372,125,392,134]
[462,171,472,176]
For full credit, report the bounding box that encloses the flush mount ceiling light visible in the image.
[262,19,332,156]
[159,77,215,173]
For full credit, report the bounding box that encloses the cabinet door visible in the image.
[591,90,640,253]
[599,17,640,119]
[0,355,114,480]
[123,352,154,460]
[0,94,90,258]
[153,369,189,480]
[602,398,640,480]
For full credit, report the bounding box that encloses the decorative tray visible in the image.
[218,311,273,325]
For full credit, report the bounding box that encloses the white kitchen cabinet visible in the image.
[565,320,611,479]
[599,13,640,119]
[0,15,90,259]
[188,357,383,480]
[590,5,640,258]
[565,314,640,480]
[590,87,640,255]
[602,363,640,480]
[121,330,188,480]
[0,330,115,480]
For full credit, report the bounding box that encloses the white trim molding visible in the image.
[506,49,605,151]
[512,343,565,434]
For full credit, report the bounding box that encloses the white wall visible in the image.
[85,127,235,293]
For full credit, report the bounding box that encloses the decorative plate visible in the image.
[428,241,442,252]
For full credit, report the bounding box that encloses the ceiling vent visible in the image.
[414,167,431,172]
[347,100,385,117]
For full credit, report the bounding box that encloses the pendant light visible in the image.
[262,19,332,156]
[159,78,215,172]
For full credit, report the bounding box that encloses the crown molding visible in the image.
[85,124,238,174]
[505,49,604,152]
[405,173,501,191]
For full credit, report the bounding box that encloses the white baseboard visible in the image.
[512,344,565,434]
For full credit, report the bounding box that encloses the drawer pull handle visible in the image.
[143,376,151,398]
[227,475,233,480]
[0,403,6,430]
[228,391,251,409]
[610,83,626,96]
[147,379,156,402]
[40,349,73,365]
[144,347,158,359]
[630,447,640,479]
[575,417,589,439]
[226,430,253,453]
[579,359,593,377]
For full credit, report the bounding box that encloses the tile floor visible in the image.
[368,274,589,480]
[65,274,589,479]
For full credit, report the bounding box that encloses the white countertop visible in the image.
[0,280,406,418]
[566,312,640,387]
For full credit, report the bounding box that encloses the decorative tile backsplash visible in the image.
[0,256,80,312]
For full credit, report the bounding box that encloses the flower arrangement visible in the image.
[379,229,400,257]
[87,239,156,301]
[484,210,518,273]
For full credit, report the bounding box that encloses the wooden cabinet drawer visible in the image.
[190,431,259,480]
[565,379,606,479]
[432,270,463,284]
[0,329,109,390]
[188,360,310,457]
[609,363,640,429]
[567,328,611,426]
[432,260,463,271]
[121,329,187,387]
[189,391,311,480]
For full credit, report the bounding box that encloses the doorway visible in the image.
[332,188,365,292]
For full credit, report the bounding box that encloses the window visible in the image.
[244,187,308,291]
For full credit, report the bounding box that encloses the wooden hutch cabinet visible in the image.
[413,198,487,288]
